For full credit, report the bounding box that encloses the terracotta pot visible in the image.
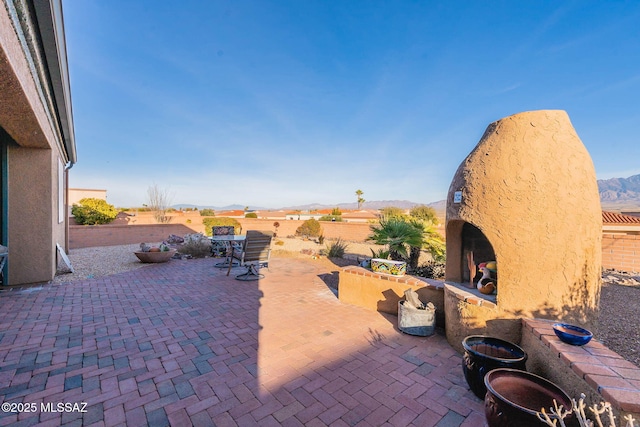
[134,250,176,263]
[484,368,577,427]
[462,336,527,399]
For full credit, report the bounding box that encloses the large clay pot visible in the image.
[462,336,527,399]
[484,368,577,427]
[134,250,176,263]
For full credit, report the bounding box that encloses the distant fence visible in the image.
[70,223,638,273]
[69,219,374,249]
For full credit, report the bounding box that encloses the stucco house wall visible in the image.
[1,0,77,285]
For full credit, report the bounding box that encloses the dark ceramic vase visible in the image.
[462,336,527,399]
[484,368,577,427]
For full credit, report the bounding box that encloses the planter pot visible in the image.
[552,323,593,346]
[371,258,406,276]
[134,250,176,263]
[398,300,435,336]
[484,368,577,427]
[462,336,527,399]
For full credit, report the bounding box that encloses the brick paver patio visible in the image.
[0,257,484,426]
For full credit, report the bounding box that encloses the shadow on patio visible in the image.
[0,257,484,426]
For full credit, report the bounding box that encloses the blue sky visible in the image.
[64,0,640,209]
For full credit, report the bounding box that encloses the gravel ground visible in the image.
[51,240,640,367]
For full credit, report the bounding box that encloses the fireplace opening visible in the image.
[462,223,496,286]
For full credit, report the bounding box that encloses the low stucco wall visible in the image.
[69,224,199,249]
[442,284,523,354]
[338,266,445,326]
[70,215,375,249]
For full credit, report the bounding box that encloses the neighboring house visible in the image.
[602,211,640,235]
[621,211,640,218]
[284,212,325,221]
[341,209,379,223]
[253,210,288,220]
[0,0,77,285]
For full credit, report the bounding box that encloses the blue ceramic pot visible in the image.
[553,323,593,346]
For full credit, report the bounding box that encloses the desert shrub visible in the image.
[326,238,349,258]
[379,206,407,219]
[72,198,118,225]
[319,215,342,222]
[414,261,446,279]
[274,240,285,246]
[202,217,241,236]
[178,233,211,258]
[409,205,438,224]
[245,212,258,218]
[295,218,322,238]
[199,209,215,216]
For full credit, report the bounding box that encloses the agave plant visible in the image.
[367,217,423,261]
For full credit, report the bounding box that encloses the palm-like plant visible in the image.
[408,218,446,268]
[368,217,423,261]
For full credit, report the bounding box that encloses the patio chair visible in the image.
[226,230,273,281]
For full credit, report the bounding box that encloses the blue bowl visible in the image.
[552,323,593,346]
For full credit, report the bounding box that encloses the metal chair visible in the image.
[212,226,238,267]
[226,230,273,281]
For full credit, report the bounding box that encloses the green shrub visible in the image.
[318,215,342,222]
[245,212,258,218]
[409,205,438,224]
[295,218,322,238]
[326,238,349,258]
[199,209,216,216]
[72,198,118,225]
[202,217,241,236]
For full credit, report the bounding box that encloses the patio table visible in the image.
[210,235,245,268]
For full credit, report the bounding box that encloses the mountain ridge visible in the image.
[598,174,640,211]
[172,174,640,214]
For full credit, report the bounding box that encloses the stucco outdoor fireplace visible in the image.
[443,110,602,351]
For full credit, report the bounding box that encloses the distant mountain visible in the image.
[281,200,432,211]
[172,203,268,211]
[173,200,448,214]
[598,174,640,211]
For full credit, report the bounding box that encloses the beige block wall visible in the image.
[602,233,640,272]
[122,212,374,242]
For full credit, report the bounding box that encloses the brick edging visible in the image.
[522,318,640,415]
[340,266,443,289]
